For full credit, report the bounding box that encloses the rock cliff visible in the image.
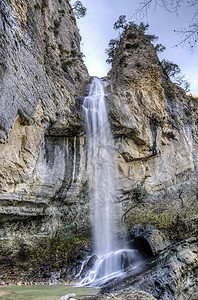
[104,25,198,300]
[107,26,198,240]
[0,0,90,235]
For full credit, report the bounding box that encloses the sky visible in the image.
[71,0,198,95]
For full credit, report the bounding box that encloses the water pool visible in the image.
[0,285,97,300]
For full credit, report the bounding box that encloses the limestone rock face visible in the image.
[0,0,90,234]
[107,25,198,238]
[103,26,198,299]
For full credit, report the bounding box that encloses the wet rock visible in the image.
[121,251,131,269]
[43,272,52,278]
[58,293,76,300]
[102,237,198,300]
[134,230,170,256]
[81,289,156,300]
[78,254,98,277]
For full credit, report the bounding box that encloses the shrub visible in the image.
[163,80,175,100]
[155,43,166,53]
[135,62,141,68]
[127,32,137,39]
[119,55,127,64]
[34,3,41,9]
[41,0,47,13]
[62,62,68,72]
[70,49,77,57]
[53,28,59,36]
[125,42,139,49]
[183,108,192,117]
[72,1,87,19]
[75,71,82,82]
[58,43,64,54]
[54,19,60,28]
[58,9,65,15]
[105,38,120,64]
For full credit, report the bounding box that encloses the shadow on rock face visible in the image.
[134,229,171,257]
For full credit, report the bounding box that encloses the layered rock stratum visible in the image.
[0,0,90,234]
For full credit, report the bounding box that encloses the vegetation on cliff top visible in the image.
[105,16,190,92]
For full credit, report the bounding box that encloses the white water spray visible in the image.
[77,77,140,286]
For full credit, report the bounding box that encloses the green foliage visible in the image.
[119,55,127,64]
[126,205,197,241]
[163,80,175,100]
[106,18,150,64]
[66,60,73,66]
[34,3,41,9]
[62,62,68,72]
[0,233,91,274]
[183,107,192,117]
[155,43,166,53]
[125,42,139,49]
[135,62,142,68]
[51,44,56,50]
[113,15,128,30]
[127,32,137,39]
[75,71,82,82]
[72,1,87,19]
[105,38,120,64]
[146,34,158,42]
[54,19,61,28]
[58,43,64,54]
[58,9,65,15]
[161,59,181,77]
[70,49,77,57]
[41,0,47,13]
[53,28,59,36]
[161,59,190,92]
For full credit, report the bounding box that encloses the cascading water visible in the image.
[77,77,141,287]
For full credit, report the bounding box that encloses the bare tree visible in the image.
[136,0,198,50]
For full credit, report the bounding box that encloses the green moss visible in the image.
[0,233,91,274]
[126,204,197,240]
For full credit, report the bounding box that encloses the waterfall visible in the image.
[77,77,140,287]
[83,77,116,255]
